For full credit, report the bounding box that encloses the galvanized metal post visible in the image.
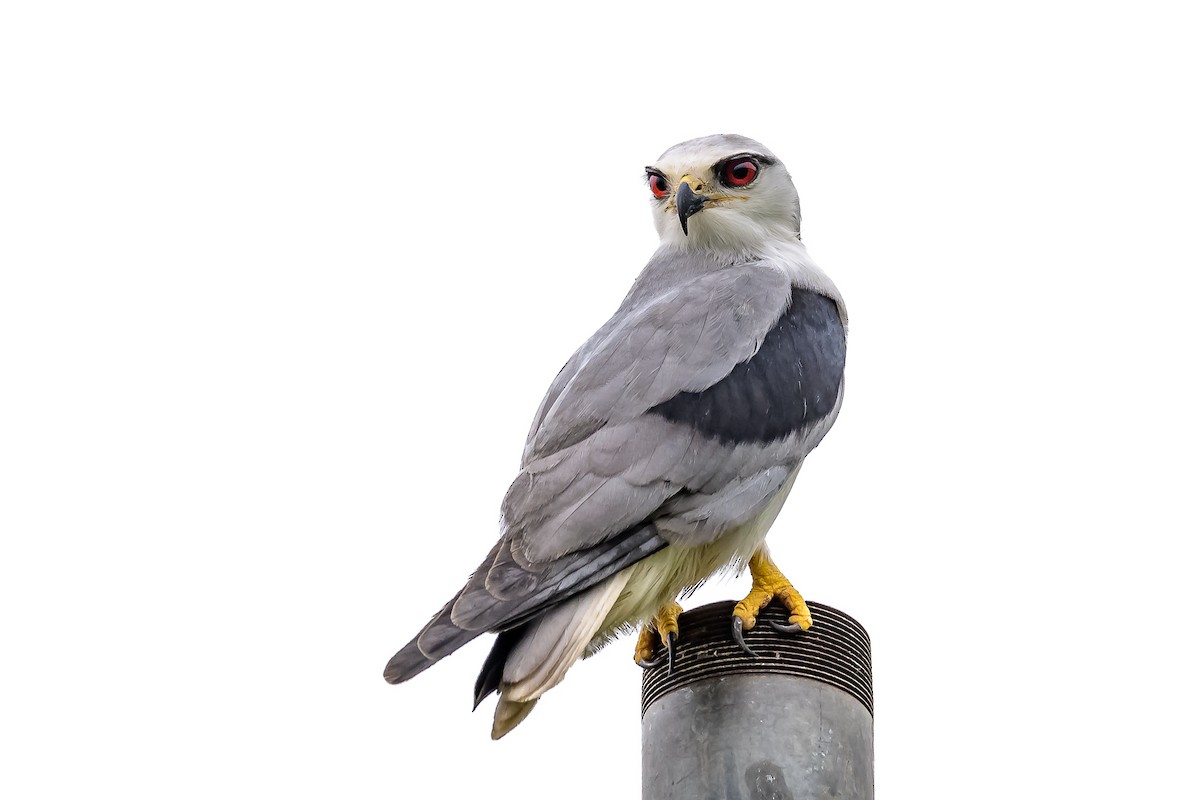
[641,600,873,800]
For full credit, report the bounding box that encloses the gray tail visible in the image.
[382,598,481,684]
[382,522,667,687]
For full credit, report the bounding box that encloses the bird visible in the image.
[383,134,848,739]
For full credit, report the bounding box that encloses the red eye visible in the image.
[722,158,758,187]
[648,173,670,199]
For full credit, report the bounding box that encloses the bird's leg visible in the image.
[634,600,683,672]
[731,548,813,656]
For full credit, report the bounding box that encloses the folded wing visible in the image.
[384,264,847,685]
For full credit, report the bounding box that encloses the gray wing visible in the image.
[497,279,844,564]
[522,265,792,463]
[384,267,846,684]
[456,271,845,622]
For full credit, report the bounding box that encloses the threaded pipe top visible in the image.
[640,600,873,717]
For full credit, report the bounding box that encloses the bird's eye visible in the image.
[648,173,670,199]
[721,158,759,187]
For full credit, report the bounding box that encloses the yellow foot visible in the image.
[634,600,683,672]
[731,548,813,656]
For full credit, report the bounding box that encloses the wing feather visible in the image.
[524,263,791,461]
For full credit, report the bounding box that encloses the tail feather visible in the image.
[491,697,538,740]
[383,598,480,684]
[473,625,527,710]
[487,572,631,738]
[384,521,667,689]
[385,568,632,740]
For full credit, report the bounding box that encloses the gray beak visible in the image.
[675,182,707,236]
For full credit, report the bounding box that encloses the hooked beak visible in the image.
[675,176,708,235]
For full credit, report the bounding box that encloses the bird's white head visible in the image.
[646,134,802,257]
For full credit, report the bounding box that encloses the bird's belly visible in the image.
[594,468,800,642]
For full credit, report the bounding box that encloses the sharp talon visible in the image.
[767,620,807,634]
[638,631,678,672]
[731,615,758,657]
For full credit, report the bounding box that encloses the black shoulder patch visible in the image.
[648,288,846,445]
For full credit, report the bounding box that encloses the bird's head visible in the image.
[646,134,802,255]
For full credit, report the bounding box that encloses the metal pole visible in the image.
[641,600,873,800]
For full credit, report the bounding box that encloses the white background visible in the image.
[2,2,1198,797]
